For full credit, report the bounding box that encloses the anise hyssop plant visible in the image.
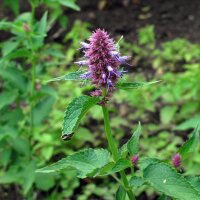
[37,29,200,200]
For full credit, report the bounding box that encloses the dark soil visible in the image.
[66,0,200,43]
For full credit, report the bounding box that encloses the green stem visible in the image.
[102,106,118,160]
[30,2,36,135]
[30,56,36,135]
[102,105,135,200]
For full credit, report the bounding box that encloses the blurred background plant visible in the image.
[0,0,200,199]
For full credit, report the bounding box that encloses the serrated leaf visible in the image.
[138,157,160,170]
[127,122,141,155]
[116,81,160,90]
[47,71,85,82]
[111,159,132,174]
[185,176,200,194]
[119,142,129,158]
[129,176,146,188]
[58,0,80,11]
[98,159,132,176]
[116,185,126,200]
[143,160,200,200]
[120,123,142,156]
[179,125,199,157]
[36,148,110,178]
[62,96,100,139]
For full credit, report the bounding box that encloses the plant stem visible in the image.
[102,106,118,160]
[30,56,36,134]
[102,105,135,200]
[30,2,36,135]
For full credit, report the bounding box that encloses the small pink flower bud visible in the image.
[23,23,31,32]
[172,153,181,168]
[35,82,41,91]
[131,155,139,165]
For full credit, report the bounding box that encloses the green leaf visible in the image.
[179,125,199,157]
[0,48,30,63]
[185,176,200,194]
[98,159,132,176]
[0,148,12,167]
[138,157,160,170]
[33,96,56,125]
[158,194,170,200]
[116,185,126,200]
[111,159,132,174]
[58,0,80,11]
[160,106,177,124]
[37,12,48,35]
[2,39,20,56]
[22,161,36,195]
[62,95,100,139]
[175,114,200,131]
[127,122,142,155]
[129,176,146,188]
[119,142,129,158]
[119,123,142,157]
[0,91,18,109]
[0,67,27,92]
[143,160,200,200]
[36,148,110,178]
[33,12,48,49]
[138,25,155,46]
[35,173,55,191]
[116,81,160,90]
[115,36,123,51]
[47,71,86,82]
[11,137,30,156]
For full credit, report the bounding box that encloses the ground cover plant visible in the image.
[0,1,200,199]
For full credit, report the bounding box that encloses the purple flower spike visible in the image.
[172,153,181,168]
[75,29,131,97]
[131,155,139,165]
[79,72,91,79]
[116,56,132,66]
[74,60,89,66]
[80,42,90,49]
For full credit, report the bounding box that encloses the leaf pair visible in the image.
[48,70,160,89]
